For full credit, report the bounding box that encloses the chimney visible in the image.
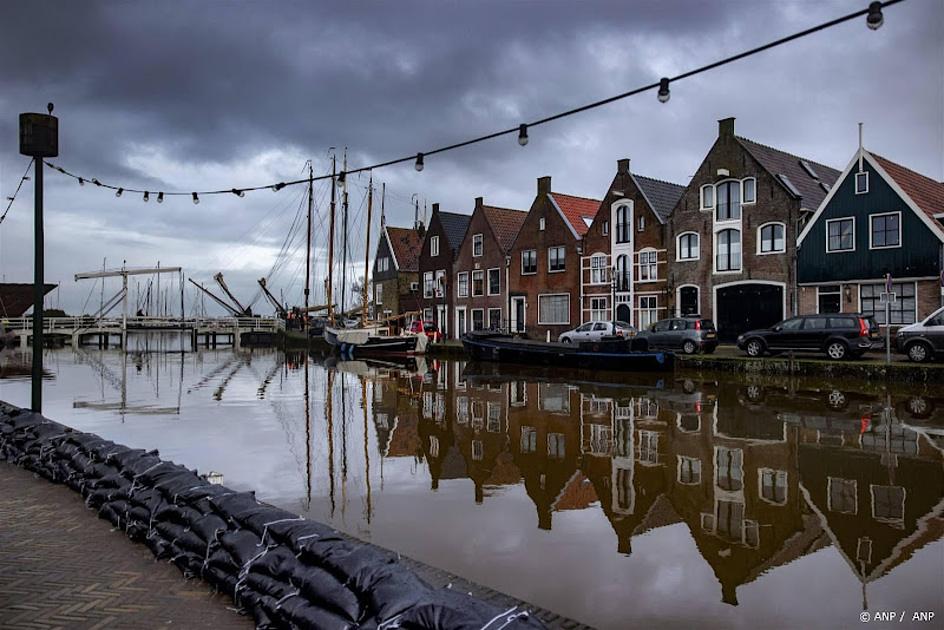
[617,158,630,174]
[718,117,735,138]
[537,175,551,195]
[431,202,439,216]
[474,196,483,211]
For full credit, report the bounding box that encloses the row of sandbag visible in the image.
[0,405,546,630]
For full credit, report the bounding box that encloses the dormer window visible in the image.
[855,171,869,195]
[700,185,714,210]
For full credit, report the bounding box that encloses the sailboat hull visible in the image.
[324,326,428,357]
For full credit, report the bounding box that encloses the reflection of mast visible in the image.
[361,374,372,524]
[304,350,312,508]
[326,369,336,516]
[340,370,348,519]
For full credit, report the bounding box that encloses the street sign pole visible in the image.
[884,272,893,366]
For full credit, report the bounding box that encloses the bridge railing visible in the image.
[1,316,283,333]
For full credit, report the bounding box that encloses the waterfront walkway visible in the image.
[0,462,250,629]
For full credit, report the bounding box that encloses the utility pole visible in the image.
[19,103,58,413]
[304,160,313,330]
[327,154,337,325]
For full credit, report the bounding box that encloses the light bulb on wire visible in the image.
[192,192,200,205]
[866,1,883,30]
[518,124,529,146]
[658,78,671,103]
[415,153,424,172]
[143,191,150,202]
[157,192,164,204]
[115,188,123,198]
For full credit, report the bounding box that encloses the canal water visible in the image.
[1,338,942,629]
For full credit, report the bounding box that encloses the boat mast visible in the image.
[327,154,337,325]
[304,160,313,329]
[361,174,373,326]
[341,149,349,316]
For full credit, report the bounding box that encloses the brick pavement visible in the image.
[0,462,251,630]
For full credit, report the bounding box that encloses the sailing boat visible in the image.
[323,165,428,357]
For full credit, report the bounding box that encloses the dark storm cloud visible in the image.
[0,0,940,312]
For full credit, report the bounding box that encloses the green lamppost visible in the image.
[19,103,58,413]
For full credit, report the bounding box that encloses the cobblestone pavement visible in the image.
[0,462,250,630]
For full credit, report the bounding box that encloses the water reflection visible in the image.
[1,346,941,629]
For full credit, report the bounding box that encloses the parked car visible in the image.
[736,314,876,360]
[558,321,636,343]
[408,319,442,343]
[896,306,944,363]
[633,317,718,354]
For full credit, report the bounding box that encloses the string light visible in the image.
[38,1,903,201]
[143,191,150,202]
[192,192,200,204]
[78,177,85,186]
[157,192,164,203]
[92,178,102,186]
[0,159,33,226]
[518,124,529,146]
[658,78,671,103]
[867,1,884,29]
[115,188,123,197]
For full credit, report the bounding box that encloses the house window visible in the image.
[817,285,841,313]
[423,308,433,322]
[602,220,609,236]
[638,296,658,329]
[471,440,483,461]
[638,249,658,281]
[471,270,484,296]
[616,205,631,243]
[857,538,872,564]
[590,254,607,284]
[520,426,537,453]
[678,456,702,485]
[716,181,741,221]
[428,435,439,458]
[590,297,608,321]
[547,433,565,459]
[828,477,857,514]
[615,255,630,291]
[860,282,916,325]
[871,485,905,524]
[434,270,445,297]
[487,401,501,432]
[423,271,434,298]
[716,229,741,272]
[637,215,646,232]
[716,500,745,542]
[715,447,743,491]
[521,249,537,275]
[870,212,900,248]
[759,468,788,505]
[677,232,699,261]
[539,217,545,231]
[430,235,440,257]
[758,223,785,253]
[742,178,756,204]
[548,246,566,272]
[487,268,500,295]
[855,171,869,194]
[826,217,855,252]
[456,308,467,336]
[638,430,659,465]
[539,383,570,413]
[457,272,469,298]
[487,308,502,330]
[376,256,389,272]
[700,185,714,210]
[538,294,570,325]
[471,308,485,330]
[472,234,483,257]
[456,396,469,424]
[375,284,382,305]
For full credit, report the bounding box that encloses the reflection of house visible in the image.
[453,380,519,503]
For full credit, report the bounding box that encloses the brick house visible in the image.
[508,176,600,340]
[417,204,471,338]
[667,117,840,341]
[371,223,423,330]
[797,146,944,325]
[580,158,685,328]
[453,197,527,335]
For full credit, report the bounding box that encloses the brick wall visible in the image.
[454,198,511,333]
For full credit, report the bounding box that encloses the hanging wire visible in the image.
[41,1,904,197]
[0,158,35,225]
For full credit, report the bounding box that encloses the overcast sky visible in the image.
[0,0,941,315]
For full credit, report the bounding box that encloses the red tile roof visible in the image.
[385,226,423,272]
[549,192,601,237]
[872,153,944,225]
[552,472,598,511]
[482,205,527,253]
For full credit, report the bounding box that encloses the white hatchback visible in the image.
[558,321,635,343]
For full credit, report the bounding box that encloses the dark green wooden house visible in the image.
[797,148,944,325]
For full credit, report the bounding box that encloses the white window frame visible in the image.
[827,477,858,515]
[434,269,446,298]
[520,249,537,275]
[757,468,788,505]
[548,245,566,273]
[826,216,856,253]
[756,222,786,255]
[472,233,484,257]
[537,293,570,325]
[870,484,906,525]
[677,455,702,486]
[456,271,469,298]
[589,296,608,321]
[815,284,841,314]
[868,211,902,250]
[538,217,546,231]
[676,232,700,262]
[742,177,756,205]
[487,307,502,330]
[602,220,609,236]
[423,271,434,298]
[486,267,501,296]
[855,171,869,195]
[430,235,440,257]
[700,184,714,210]
[676,284,700,317]
[637,214,646,232]
[456,306,467,336]
[471,270,484,297]
[638,248,658,281]
[714,228,742,273]
[715,180,742,223]
[638,295,659,329]
[471,308,485,331]
[589,254,608,285]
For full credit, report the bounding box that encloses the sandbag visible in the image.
[291,563,363,622]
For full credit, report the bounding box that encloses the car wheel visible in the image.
[907,341,931,363]
[745,339,764,357]
[561,337,572,344]
[826,341,848,360]
[826,390,847,410]
[682,340,697,355]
